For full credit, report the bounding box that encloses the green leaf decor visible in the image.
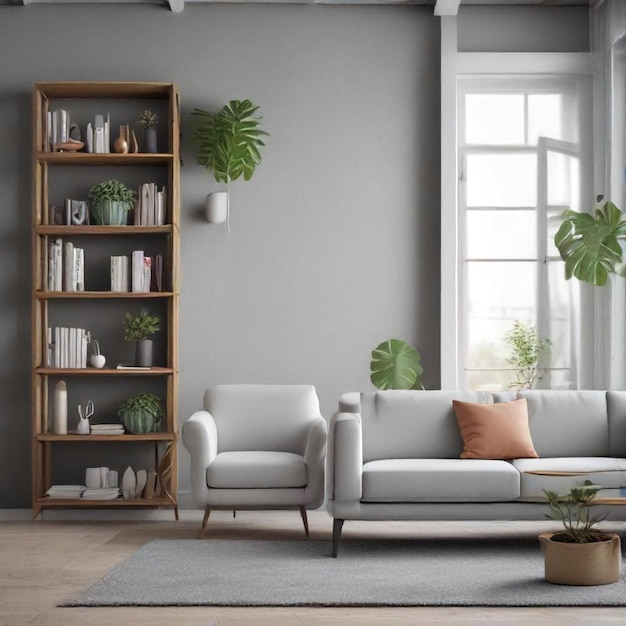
[370,339,424,390]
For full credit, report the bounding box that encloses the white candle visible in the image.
[53,381,67,435]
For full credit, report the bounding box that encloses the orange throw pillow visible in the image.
[452,398,538,460]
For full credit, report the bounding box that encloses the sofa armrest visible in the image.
[327,411,363,502]
[181,410,218,506]
[303,417,328,509]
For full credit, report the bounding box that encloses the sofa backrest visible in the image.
[204,384,321,454]
[356,390,484,462]
[510,390,609,457]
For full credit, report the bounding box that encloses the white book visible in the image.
[47,241,55,291]
[132,251,144,293]
[85,122,93,153]
[110,256,119,291]
[60,327,69,368]
[54,327,61,368]
[75,248,84,291]
[63,241,75,291]
[69,327,76,369]
[54,239,63,291]
[105,113,110,153]
[142,256,152,293]
[46,327,52,367]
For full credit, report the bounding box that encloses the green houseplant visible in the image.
[370,339,424,390]
[504,321,551,390]
[138,109,158,153]
[191,99,268,230]
[123,309,160,367]
[87,179,136,225]
[118,392,164,434]
[555,196,626,287]
[539,486,620,585]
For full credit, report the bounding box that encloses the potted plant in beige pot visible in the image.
[540,486,621,585]
[191,99,268,231]
[123,308,160,367]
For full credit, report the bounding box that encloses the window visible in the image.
[457,79,590,391]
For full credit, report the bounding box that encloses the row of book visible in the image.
[136,183,167,226]
[47,239,84,292]
[45,485,122,500]
[111,251,163,293]
[46,327,90,369]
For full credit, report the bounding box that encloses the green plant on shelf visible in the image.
[138,110,158,128]
[123,309,160,342]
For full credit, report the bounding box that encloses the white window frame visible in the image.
[439,17,595,389]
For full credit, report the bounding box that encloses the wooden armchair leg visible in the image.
[332,518,344,557]
[199,506,211,538]
[299,505,310,537]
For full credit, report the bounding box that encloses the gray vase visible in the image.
[143,127,157,154]
[135,339,153,367]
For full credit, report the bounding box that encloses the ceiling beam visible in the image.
[434,0,460,16]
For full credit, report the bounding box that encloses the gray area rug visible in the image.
[62,537,626,607]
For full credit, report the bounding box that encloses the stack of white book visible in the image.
[90,424,125,436]
[47,327,90,368]
[131,250,151,293]
[85,113,110,154]
[136,183,166,225]
[48,239,85,292]
[82,488,121,500]
[45,485,86,498]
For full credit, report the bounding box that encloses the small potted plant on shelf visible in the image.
[539,486,621,585]
[191,99,268,230]
[138,109,159,154]
[123,308,160,367]
[87,179,136,226]
[117,392,164,434]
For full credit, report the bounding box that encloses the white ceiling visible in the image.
[0,0,593,14]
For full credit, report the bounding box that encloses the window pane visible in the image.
[466,154,537,207]
[547,211,565,258]
[547,150,580,210]
[466,210,536,259]
[465,94,525,145]
[528,94,564,143]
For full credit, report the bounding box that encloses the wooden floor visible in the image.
[3,509,626,625]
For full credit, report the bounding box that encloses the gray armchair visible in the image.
[182,384,327,536]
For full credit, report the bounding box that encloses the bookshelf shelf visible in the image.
[31,81,180,521]
[36,291,175,300]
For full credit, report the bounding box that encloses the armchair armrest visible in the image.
[302,417,328,509]
[327,411,363,502]
[181,410,218,506]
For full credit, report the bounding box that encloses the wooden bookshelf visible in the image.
[31,82,180,520]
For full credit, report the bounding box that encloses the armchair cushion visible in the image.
[206,451,308,489]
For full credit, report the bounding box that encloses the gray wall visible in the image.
[0,4,588,508]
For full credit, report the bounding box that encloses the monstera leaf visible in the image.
[370,339,423,390]
[554,200,626,286]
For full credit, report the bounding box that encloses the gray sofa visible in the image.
[327,389,626,556]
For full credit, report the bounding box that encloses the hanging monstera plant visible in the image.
[191,99,268,231]
[370,339,424,390]
[554,198,626,286]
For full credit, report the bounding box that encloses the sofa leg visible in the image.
[299,506,310,537]
[332,518,344,558]
[199,506,211,538]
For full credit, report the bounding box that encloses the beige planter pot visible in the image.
[539,532,621,585]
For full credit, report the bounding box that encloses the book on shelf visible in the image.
[82,488,121,500]
[136,183,167,226]
[47,326,90,368]
[150,254,164,292]
[131,250,152,293]
[47,238,63,291]
[45,485,86,498]
[47,108,69,151]
[110,255,130,292]
[85,113,110,154]
[116,363,152,370]
[90,424,125,435]
[48,238,84,292]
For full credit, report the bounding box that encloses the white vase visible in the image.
[205,192,228,224]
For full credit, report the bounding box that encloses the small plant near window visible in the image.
[138,110,158,128]
[504,321,551,390]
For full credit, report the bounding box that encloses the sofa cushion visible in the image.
[516,390,609,457]
[453,398,538,460]
[361,458,521,502]
[359,390,484,462]
[206,451,307,489]
[512,457,626,499]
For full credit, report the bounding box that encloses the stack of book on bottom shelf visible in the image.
[82,488,122,500]
[90,424,125,435]
[45,485,86,498]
